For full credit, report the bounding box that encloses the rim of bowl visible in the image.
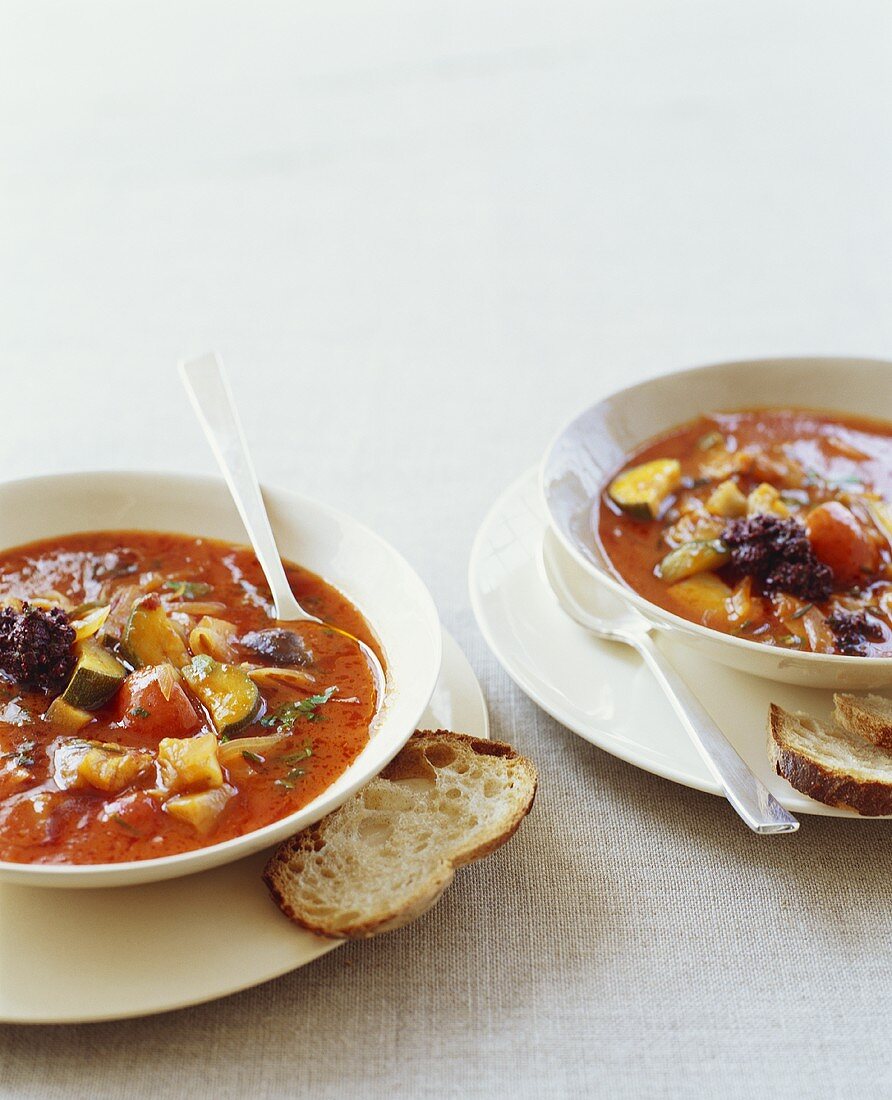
[0,469,443,881]
[540,354,892,669]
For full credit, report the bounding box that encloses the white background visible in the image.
[1,2,891,1096]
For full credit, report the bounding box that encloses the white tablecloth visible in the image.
[1,2,891,1096]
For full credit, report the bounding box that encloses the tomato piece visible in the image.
[114,667,204,747]
[805,502,879,588]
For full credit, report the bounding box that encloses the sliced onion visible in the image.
[246,665,316,691]
[188,616,238,662]
[173,601,229,617]
[217,730,285,765]
[155,662,180,702]
[70,604,111,643]
[29,590,74,612]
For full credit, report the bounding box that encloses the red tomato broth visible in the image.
[596,409,892,656]
[0,531,380,864]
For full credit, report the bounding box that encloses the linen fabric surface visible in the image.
[1,1,891,1096]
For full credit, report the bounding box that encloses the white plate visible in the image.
[0,629,488,1024]
[470,469,885,820]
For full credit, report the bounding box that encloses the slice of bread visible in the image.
[834,693,892,752]
[768,702,892,816]
[263,730,537,938]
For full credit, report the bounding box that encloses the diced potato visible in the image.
[706,479,748,519]
[699,448,754,482]
[667,572,733,621]
[165,784,235,834]
[658,540,730,583]
[157,731,223,794]
[54,740,153,793]
[747,482,790,518]
[607,459,681,520]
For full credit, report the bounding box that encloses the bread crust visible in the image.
[767,703,892,816]
[263,729,537,938]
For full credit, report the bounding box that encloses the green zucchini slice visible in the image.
[181,655,261,738]
[607,459,681,520]
[657,539,730,584]
[61,639,127,711]
[45,695,93,733]
[122,596,190,668]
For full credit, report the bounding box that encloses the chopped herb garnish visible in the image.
[276,767,306,789]
[791,603,814,620]
[163,580,213,599]
[259,687,337,729]
[242,750,264,765]
[781,634,803,647]
[280,745,313,765]
[112,813,142,836]
[131,706,151,719]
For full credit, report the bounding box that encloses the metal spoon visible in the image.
[541,528,798,835]
[179,351,385,702]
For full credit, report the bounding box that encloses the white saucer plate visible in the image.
[470,469,886,820]
[0,629,488,1025]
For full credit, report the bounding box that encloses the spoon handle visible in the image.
[634,633,799,834]
[179,352,310,622]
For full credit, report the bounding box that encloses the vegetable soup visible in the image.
[598,409,892,657]
[0,532,380,864]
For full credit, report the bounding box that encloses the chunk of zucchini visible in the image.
[181,655,261,738]
[667,572,732,618]
[45,696,93,733]
[61,639,127,710]
[607,459,681,521]
[122,596,190,668]
[657,539,730,583]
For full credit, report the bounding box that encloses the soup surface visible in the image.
[0,531,379,865]
[597,409,892,656]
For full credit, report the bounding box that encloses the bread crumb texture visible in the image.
[263,730,537,938]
